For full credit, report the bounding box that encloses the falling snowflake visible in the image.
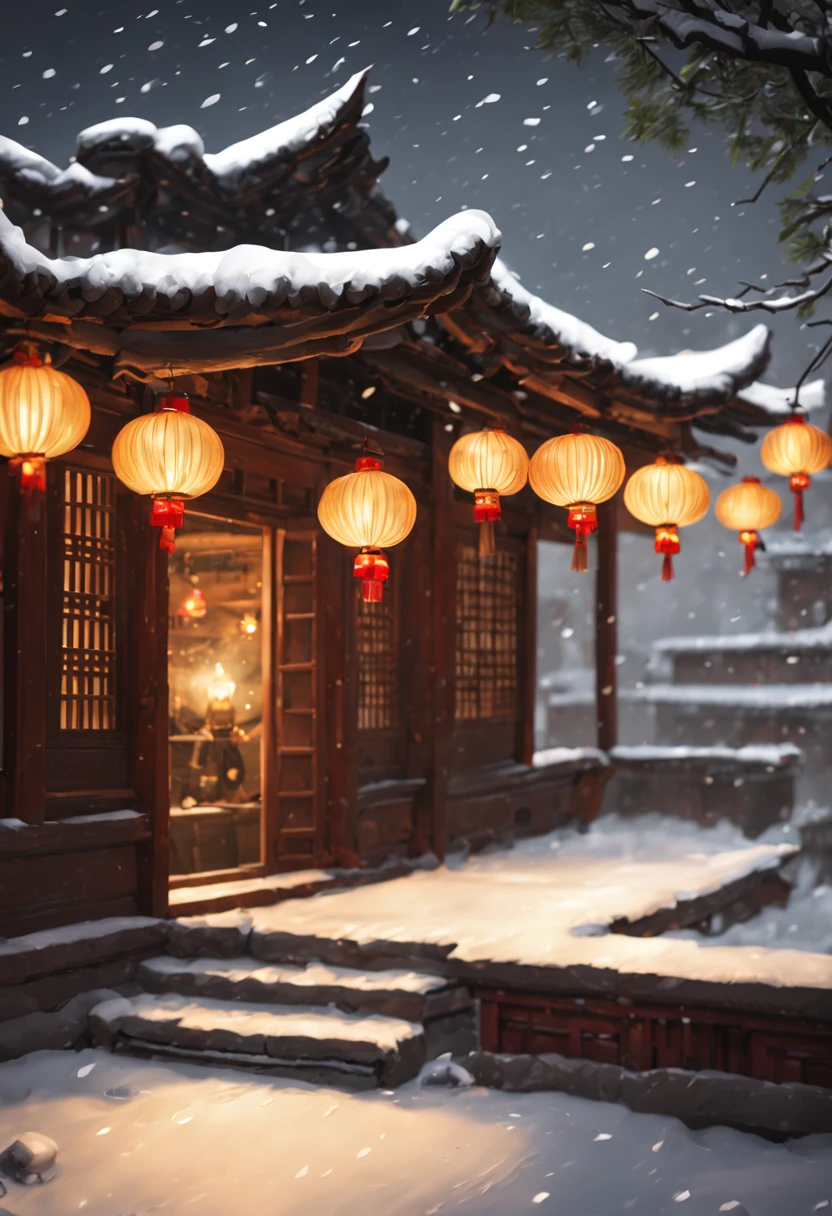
[644,247,660,260]
[201,94,221,108]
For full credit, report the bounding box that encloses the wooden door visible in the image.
[273,529,323,868]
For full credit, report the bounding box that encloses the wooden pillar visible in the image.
[261,526,278,873]
[4,468,47,825]
[517,509,538,767]
[320,519,359,867]
[595,497,618,753]
[425,418,456,861]
[133,501,170,918]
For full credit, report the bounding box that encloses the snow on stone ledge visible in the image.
[0,916,161,957]
[610,743,802,766]
[655,620,832,654]
[0,206,500,307]
[532,746,609,768]
[634,681,832,708]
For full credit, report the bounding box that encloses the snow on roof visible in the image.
[481,265,795,411]
[634,681,832,708]
[489,257,638,367]
[738,377,825,415]
[621,326,771,402]
[0,205,500,319]
[72,70,369,189]
[0,135,62,184]
[204,71,369,186]
[654,620,832,654]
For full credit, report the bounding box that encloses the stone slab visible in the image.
[139,955,468,1022]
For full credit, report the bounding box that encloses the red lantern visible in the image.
[317,453,417,602]
[111,393,225,552]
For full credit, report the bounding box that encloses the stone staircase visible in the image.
[637,623,832,807]
[87,914,474,1089]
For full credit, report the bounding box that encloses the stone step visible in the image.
[138,955,471,1023]
[89,993,425,1090]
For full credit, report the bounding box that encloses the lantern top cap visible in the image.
[742,475,761,484]
[786,411,807,423]
[156,392,191,415]
[356,455,381,472]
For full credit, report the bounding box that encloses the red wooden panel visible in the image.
[475,988,832,1091]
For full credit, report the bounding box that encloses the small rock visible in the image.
[420,1052,474,1088]
[105,1084,133,1100]
[1,1132,58,1184]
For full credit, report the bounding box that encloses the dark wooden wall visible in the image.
[0,360,591,935]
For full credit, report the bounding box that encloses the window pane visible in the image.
[168,514,264,876]
[455,546,518,723]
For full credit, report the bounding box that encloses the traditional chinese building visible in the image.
[0,70,808,937]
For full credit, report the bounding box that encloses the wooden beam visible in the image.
[4,464,47,825]
[595,496,618,754]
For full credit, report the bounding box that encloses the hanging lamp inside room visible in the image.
[111,390,225,552]
[623,455,710,582]
[528,428,626,571]
[760,413,832,531]
[0,343,90,498]
[317,448,417,601]
[715,476,782,576]
[448,427,529,556]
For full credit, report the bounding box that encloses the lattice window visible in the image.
[60,469,117,730]
[455,546,518,722]
[357,591,397,731]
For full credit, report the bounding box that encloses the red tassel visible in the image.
[474,489,500,557]
[568,503,597,574]
[655,524,680,583]
[790,473,809,532]
[151,497,185,552]
[11,455,46,522]
[739,529,759,576]
[354,547,389,601]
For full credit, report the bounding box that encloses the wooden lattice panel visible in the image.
[455,547,518,722]
[357,592,396,731]
[60,469,117,731]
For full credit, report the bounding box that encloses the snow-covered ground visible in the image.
[233,816,832,997]
[670,858,832,955]
[0,1048,830,1216]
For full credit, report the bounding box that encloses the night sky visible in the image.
[0,0,816,389]
[3,0,828,695]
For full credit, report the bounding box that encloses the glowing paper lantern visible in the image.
[0,346,90,492]
[448,428,529,556]
[178,587,207,620]
[529,430,626,572]
[112,393,224,552]
[239,612,258,635]
[760,413,832,531]
[317,454,416,601]
[715,476,782,575]
[623,456,710,582]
